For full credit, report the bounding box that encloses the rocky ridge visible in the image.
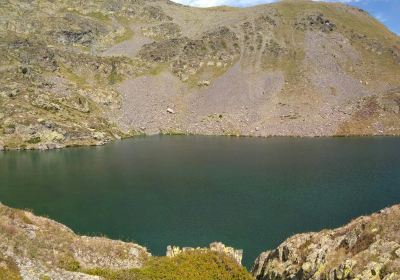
[252,204,400,280]
[0,0,399,150]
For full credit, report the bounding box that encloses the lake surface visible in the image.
[1,136,400,267]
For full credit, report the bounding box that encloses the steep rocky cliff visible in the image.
[253,205,400,280]
[1,0,400,150]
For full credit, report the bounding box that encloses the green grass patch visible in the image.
[108,64,123,85]
[60,65,87,87]
[114,16,134,44]
[87,12,110,22]
[58,255,81,272]
[84,251,254,280]
[26,137,41,144]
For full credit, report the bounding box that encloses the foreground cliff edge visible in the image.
[1,203,399,280]
[252,205,400,280]
[0,203,252,280]
[1,0,400,151]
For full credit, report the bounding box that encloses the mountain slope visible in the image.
[1,0,399,150]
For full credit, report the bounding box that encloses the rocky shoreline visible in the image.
[2,132,400,152]
[1,202,399,279]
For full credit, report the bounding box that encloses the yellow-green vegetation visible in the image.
[58,255,81,272]
[0,255,21,280]
[87,11,111,22]
[114,16,134,44]
[84,251,254,280]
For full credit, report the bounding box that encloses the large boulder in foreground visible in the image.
[252,205,400,280]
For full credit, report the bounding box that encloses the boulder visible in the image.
[198,80,211,87]
[166,108,175,114]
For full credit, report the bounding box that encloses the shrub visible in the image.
[85,251,254,280]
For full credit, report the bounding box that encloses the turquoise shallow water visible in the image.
[1,136,400,267]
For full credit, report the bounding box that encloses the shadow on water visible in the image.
[1,135,400,268]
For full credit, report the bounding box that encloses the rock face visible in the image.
[1,0,400,150]
[166,242,243,265]
[252,205,400,280]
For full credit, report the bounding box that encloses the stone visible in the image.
[93,132,106,141]
[0,145,4,151]
[209,242,243,265]
[46,143,58,150]
[166,108,175,114]
[4,126,15,134]
[166,245,182,258]
[198,80,211,87]
[37,144,48,150]
[395,248,400,258]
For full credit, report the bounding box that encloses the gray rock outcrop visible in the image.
[253,205,400,280]
[166,242,243,265]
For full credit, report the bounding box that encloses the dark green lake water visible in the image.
[1,136,400,267]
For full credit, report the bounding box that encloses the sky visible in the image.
[171,0,400,35]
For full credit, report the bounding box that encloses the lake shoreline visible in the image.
[2,132,400,152]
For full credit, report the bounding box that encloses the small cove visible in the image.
[1,136,400,268]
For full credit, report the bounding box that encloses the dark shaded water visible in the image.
[1,136,400,267]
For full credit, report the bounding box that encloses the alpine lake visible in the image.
[1,136,400,268]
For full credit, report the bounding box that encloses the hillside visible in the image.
[1,0,400,150]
